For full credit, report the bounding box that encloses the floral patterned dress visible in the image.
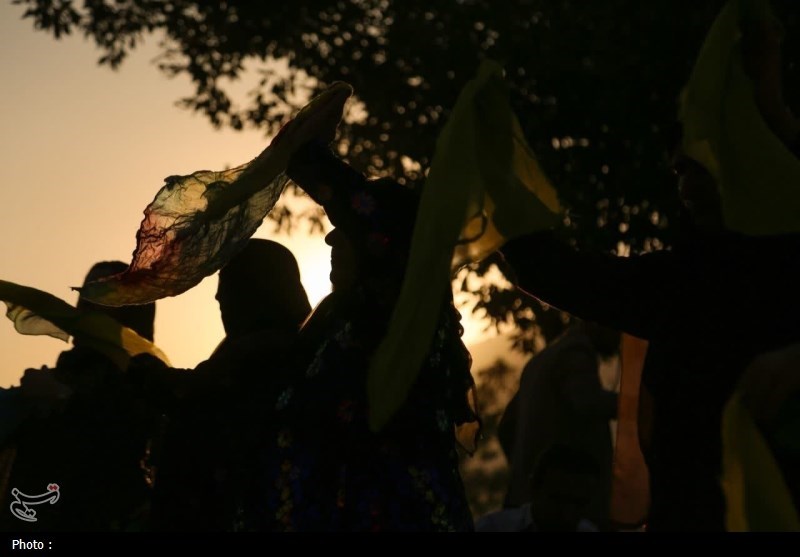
[243,290,479,531]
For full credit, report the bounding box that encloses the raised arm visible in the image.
[500,232,672,340]
[286,139,370,229]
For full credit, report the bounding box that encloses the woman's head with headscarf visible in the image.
[76,261,156,341]
[288,140,421,298]
[216,239,311,338]
[325,177,420,292]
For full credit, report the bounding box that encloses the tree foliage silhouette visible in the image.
[15,0,797,349]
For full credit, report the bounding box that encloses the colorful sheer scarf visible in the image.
[78,83,353,307]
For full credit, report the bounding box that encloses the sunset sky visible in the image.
[0,2,510,387]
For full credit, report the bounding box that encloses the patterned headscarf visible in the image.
[287,140,421,279]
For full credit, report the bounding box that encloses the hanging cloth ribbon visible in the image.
[367,60,562,431]
[679,0,800,235]
[0,279,169,371]
[721,392,800,531]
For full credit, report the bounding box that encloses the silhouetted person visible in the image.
[1,261,158,532]
[146,239,311,531]
[214,238,312,350]
[495,112,799,533]
[244,140,480,531]
[498,320,619,526]
[497,146,800,532]
[490,17,800,531]
[508,175,800,532]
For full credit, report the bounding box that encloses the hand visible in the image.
[280,82,352,150]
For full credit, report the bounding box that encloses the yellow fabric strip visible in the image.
[0,279,170,371]
[367,60,561,431]
[679,0,800,235]
[722,392,800,531]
